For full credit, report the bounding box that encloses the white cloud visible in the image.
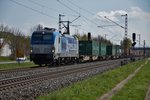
[94,7,150,46]
[129,7,150,19]
[95,10,127,22]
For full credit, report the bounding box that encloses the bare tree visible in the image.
[75,33,88,40]
[0,24,10,32]
[0,38,4,55]
[30,24,43,34]
[0,24,5,32]
[0,24,31,59]
[121,37,132,56]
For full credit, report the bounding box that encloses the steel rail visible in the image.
[0,59,121,91]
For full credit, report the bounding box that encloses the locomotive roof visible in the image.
[33,29,56,33]
[32,30,78,40]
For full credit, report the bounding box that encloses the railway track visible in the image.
[0,65,46,74]
[0,59,122,92]
[0,57,133,76]
[0,59,126,81]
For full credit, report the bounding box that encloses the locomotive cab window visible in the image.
[43,34,52,41]
[31,33,42,44]
[31,32,53,44]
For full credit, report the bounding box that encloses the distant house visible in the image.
[0,38,11,56]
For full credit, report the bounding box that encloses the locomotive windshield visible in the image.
[31,31,53,44]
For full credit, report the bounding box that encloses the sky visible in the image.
[0,0,150,47]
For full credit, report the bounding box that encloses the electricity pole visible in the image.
[138,34,141,47]
[59,14,80,34]
[59,14,65,33]
[144,40,145,58]
[121,14,128,57]
[105,34,107,40]
[103,14,128,39]
[121,14,128,38]
[98,14,128,64]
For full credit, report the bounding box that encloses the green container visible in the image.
[106,45,116,56]
[79,40,99,56]
[99,43,106,56]
[115,45,120,56]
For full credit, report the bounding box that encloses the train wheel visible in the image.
[39,64,45,67]
[56,59,61,66]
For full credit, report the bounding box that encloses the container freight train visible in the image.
[79,41,121,62]
[30,28,121,65]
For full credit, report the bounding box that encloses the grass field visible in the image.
[0,62,37,70]
[0,56,13,62]
[111,59,150,100]
[37,59,147,100]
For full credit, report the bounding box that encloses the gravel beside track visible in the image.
[0,59,123,80]
[0,59,126,100]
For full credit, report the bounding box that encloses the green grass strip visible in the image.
[0,56,13,62]
[0,62,36,70]
[37,59,146,100]
[111,59,150,100]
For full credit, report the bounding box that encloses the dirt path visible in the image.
[145,83,150,100]
[98,59,148,100]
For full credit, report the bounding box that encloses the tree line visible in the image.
[75,33,112,45]
[0,24,48,59]
[0,24,30,59]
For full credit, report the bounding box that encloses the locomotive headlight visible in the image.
[30,47,33,53]
[51,47,55,53]
[52,49,55,53]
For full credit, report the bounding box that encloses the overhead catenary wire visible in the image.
[57,0,99,26]
[27,0,63,14]
[61,0,113,34]
[70,25,88,33]
[11,0,89,34]
[27,0,78,17]
[10,0,125,41]
[98,25,118,28]
[66,0,95,15]
[57,0,80,15]
[66,0,108,21]
[27,0,85,33]
[65,0,122,36]
[9,0,58,20]
[57,0,104,34]
[66,0,128,38]
[104,16,125,29]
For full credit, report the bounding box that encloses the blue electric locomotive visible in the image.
[30,28,79,65]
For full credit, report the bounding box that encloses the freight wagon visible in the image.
[99,43,107,60]
[115,45,121,58]
[106,45,116,59]
[79,40,99,61]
